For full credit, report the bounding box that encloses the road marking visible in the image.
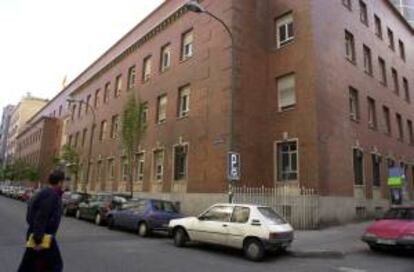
[337,267,367,272]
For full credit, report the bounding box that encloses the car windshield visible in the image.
[258,207,287,225]
[152,200,178,213]
[383,208,414,220]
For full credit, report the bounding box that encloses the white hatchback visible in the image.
[169,203,294,261]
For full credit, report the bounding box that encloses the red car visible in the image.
[362,206,414,251]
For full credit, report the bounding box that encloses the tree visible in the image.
[56,144,80,190]
[2,159,39,183]
[121,93,146,197]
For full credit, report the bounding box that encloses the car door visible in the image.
[192,205,233,245]
[226,206,251,249]
[125,201,146,230]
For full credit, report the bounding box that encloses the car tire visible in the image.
[138,222,150,237]
[95,213,102,226]
[244,238,265,262]
[75,209,81,220]
[173,227,189,247]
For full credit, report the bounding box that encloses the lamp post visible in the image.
[185,1,237,203]
[66,98,96,193]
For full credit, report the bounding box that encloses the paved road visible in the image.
[0,196,412,272]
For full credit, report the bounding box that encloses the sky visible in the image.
[0,0,164,117]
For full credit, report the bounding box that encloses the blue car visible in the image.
[106,199,182,237]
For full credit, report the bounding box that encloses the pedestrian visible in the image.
[17,170,66,272]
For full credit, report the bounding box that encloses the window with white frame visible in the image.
[181,30,193,60]
[127,65,136,90]
[277,73,296,111]
[153,150,164,181]
[174,144,188,181]
[276,141,298,181]
[345,30,356,62]
[115,75,122,97]
[157,95,167,124]
[104,82,111,104]
[111,115,119,139]
[349,87,359,121]
[276,13,294,48]
[367,97,377,129]
[363,45,372,75]
[178,85,190,118]
[160,44,171,71]
[135,153,144,181]
[142,56,152,82]
[378,57,387,85]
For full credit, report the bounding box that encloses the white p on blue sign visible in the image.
[227,152,240,181]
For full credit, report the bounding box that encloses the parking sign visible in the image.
[227,152,240,181]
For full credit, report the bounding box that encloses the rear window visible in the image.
[152,200,178,213]
[258,207,287,225]
[383,208,414,220]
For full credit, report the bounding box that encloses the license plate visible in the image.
[377,239,396,245]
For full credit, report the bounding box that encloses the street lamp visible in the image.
[185,1,237,203]
[66,97,96,193]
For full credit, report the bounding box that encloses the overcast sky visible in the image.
[0,0,164,117]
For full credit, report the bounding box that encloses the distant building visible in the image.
[391,0,414,26]
[0,105,15,166]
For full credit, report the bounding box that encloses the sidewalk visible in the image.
[290,222,371,256]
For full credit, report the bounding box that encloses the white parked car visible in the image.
[169,203,294,261]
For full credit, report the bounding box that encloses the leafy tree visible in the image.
[121,93,146,197]
[56,144,80,191]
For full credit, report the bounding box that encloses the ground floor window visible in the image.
[135,153,144,181]
[353,149,364,185]
[174,144,188,180]
[371,154,381,187]
[276,141,298,181]
[153,150,164,181]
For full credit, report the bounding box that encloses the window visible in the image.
[359,0,368,25]
[74,132,79,148]
[96,160,102,184]
[104,82,111,104]
[396,113,403,141]
[363,45,372,75]
[100,120,107,141]
[153,150,164,181]
[127,66,136,90]
[382,106,391,135]
[353,149,364,185]
[343,0,352,10]
[95,89,101,108]
[107,159,115,180]
[141,103,148,126]
[201,206,233,222]
[277,73,296,111]
[157,95,167,124]
[142,56,152,82]
[403,78,410,103]
[68,134,73,146]
[372,154,381,187]
[349,87,359,121]
[387,28,395,50]
[174,144,188,180]
[276,13,294,48]
[71,104,76,120]
[181,30,193,60]
[135,153,144,181]
[392,68,399,95]
[399,40,405,61]
[345,30,356,62]
[178,85,190,118]
[374,15,382,38]
[111,115,119,139]
[367,97,377,129]
[407,120,414,145]
[378,57,387,85]
[160,44,171,72]
[115,75,122,97]
[121,157,128,181]
[86,95,91,114]
[78,102,83,118]
[276,141,298,181]
[231,207,250,223]
[59,105,63,116]
[81,128,87,147]
[91,124,96,143]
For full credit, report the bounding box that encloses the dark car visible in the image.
[76,193,130,225]
[62,192,90,216]
[107,199,182,237]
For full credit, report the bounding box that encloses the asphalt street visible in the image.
[0,195,412,272]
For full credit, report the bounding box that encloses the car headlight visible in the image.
[400,235,414,241]
[364,232,377,238]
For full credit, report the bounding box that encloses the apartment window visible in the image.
[91,124,96,143]
[178,85,190,118]
[276,13,294,48]
[353,149,364,185]
[160,44,171,72]
[174,145,188,180]
[372,154,381,187]
[378,57,387,85]
[107,159,115,180]
[59,105,63,116]
[78,102,83,118]
[349,87,359,121]
[74,132,80,148]
[111,115,119,139]
[135,153,144,181]
[374,15,382,38]
[345,30,356,62]
[403,78,410,103]
[277,141,298,181]
[127,66,136,90]
[71,104,76,120]
[343,0,352,10]
[99,120,107,141]
[387,28,395,50]
[104,82,111,104]
[367,97,377,129]
[181,30,193,60]
[277,73,296,111]
[396,113,404,141]
[141,103,148,126]
[153,150,164,181]
[68,135,73,146]
[142,56,152,82]
[86,95,91,114]
[359,1,368,25]
[115,75,122,97]
[407,120,414,145]
[399,40,406,61]
[81,128,87,147]
[391,69,400,96]
[157,95,167,124]
[383,106,391,135]
[363,45,372,75]
[94,89,101,108]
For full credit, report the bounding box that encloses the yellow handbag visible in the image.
[26,234,52,249]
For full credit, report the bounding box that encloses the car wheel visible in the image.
[138,222,150,237]
[95,213,102,226]
[244,238,265,262]
[75,209,81,219]
[173,227,189,247]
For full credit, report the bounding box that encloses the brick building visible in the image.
[24,0,414,223]
[0,105,15,166]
